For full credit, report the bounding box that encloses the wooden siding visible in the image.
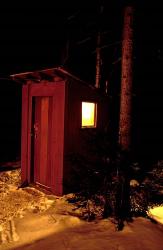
[63,79,109,193]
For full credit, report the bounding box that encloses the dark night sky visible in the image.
[0,1,163,162]
[0,2,162,80]
[0,1,126,78]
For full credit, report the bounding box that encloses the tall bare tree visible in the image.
[119,6,134,150]
[95,32,101,88]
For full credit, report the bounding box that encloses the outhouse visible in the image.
[11,67,108,195]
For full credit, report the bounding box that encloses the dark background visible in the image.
[0,1,163,163]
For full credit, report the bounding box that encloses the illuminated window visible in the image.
[82,102,97,128]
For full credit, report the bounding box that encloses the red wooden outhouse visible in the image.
[11,67,108,196]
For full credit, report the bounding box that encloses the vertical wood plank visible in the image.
[21,85,29,183]
[39,97,49,186]
[34,97,41,183]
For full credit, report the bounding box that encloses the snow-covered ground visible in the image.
[0,168,163,250]
[1,211,163,250]
[148,206,163,224]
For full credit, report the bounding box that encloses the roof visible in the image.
[10,67,95,89]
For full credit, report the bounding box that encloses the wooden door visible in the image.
[21,83,65,195]
[31,96,52,189]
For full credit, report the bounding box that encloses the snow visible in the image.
[1,215,163,250]
[0,168,163,250]
[148,206,163,224]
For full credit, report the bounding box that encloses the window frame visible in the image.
[81,101,97,128]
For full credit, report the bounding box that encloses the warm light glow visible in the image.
[82,102,96,127]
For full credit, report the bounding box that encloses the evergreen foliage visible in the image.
[66,130,163,230]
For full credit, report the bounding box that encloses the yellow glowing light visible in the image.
[82,102,96,127]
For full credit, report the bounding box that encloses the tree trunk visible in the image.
[119,6,134,151]
[95,32,101,88]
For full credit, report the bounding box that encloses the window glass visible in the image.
[82,102,97,127]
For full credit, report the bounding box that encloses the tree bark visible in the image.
[95,32,101,88]
[119,6,134,151]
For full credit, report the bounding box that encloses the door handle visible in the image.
[34,123,39,139]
